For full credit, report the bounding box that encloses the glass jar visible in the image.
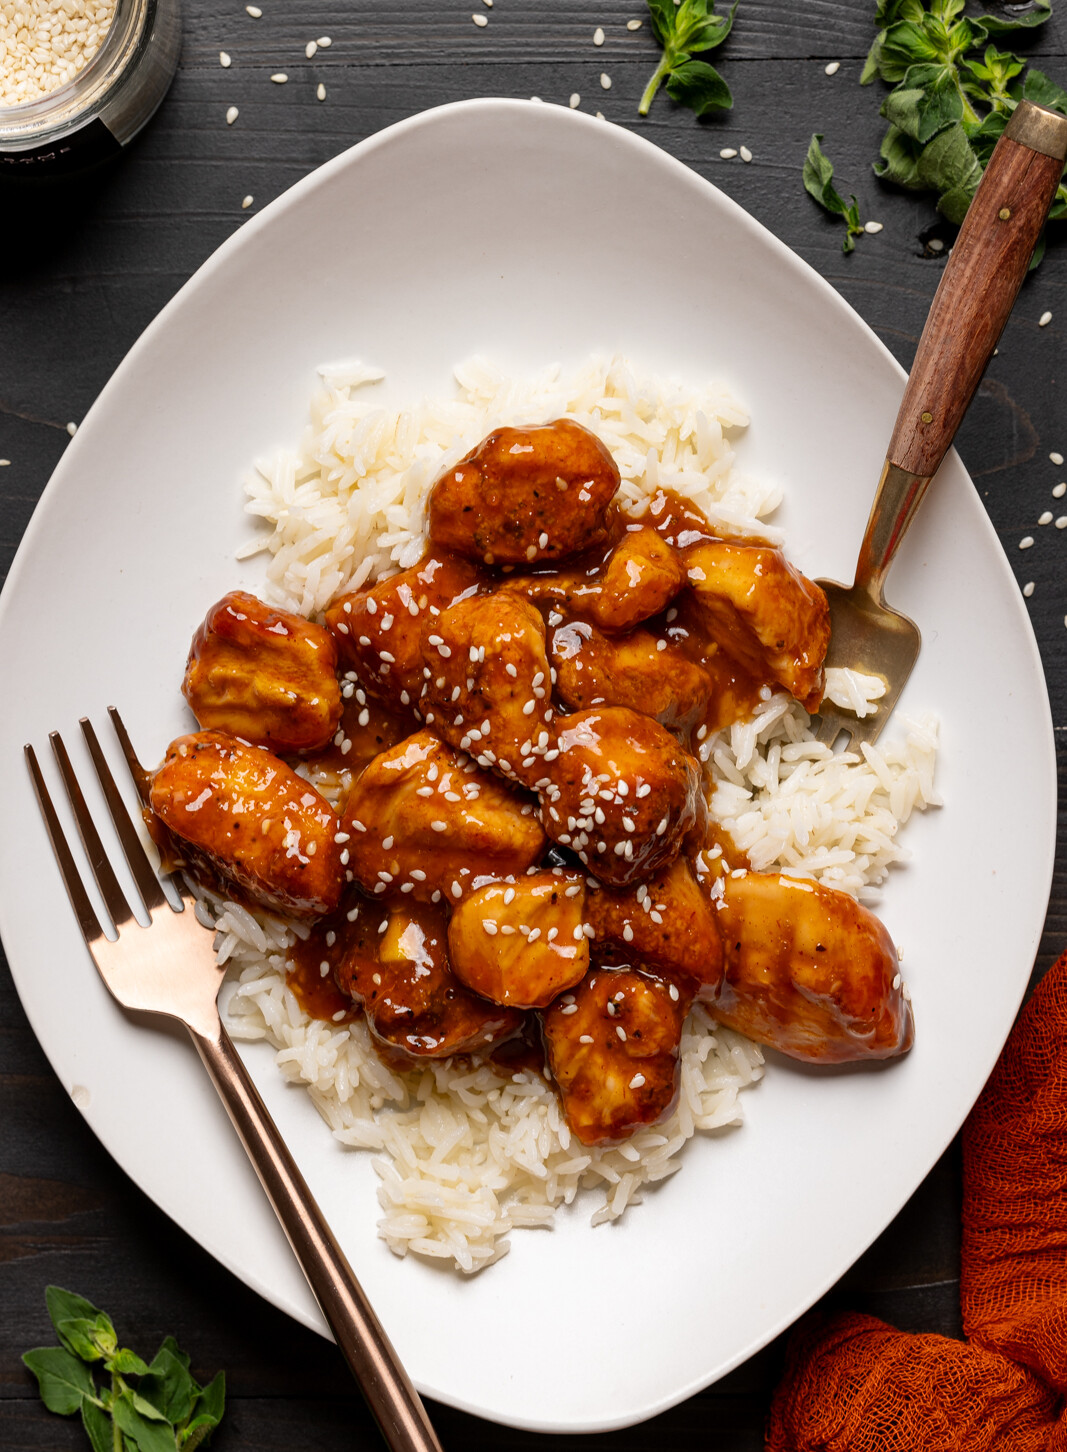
[0,0,181,175]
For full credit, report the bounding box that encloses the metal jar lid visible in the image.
[0,0,181,174]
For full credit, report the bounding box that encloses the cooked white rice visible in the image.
[216,356,940,1273]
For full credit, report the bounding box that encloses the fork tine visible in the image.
[813,712,853,750]
[49,731,136,930]
[81,717,171,914]
[108,705,152,809]
[25,743,105,944]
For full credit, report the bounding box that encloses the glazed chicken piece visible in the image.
[341,730,546,904]
[586,857,723,994]
[447,869,588,1008]
[550,618,712,733]
[334,901,523,1058]
[709,870,913,1063]
[325,553,483,713]
[684,539,830,712]
[541,707,707,888]
[182,590,342,754]
[420,592,555,788]
[587,526,686,631]
[511,525,685,633]
[150,730,345,917]
[427,419,620,566]
[542,967,693,1145]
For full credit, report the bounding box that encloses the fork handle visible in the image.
[886,101,1067,483]
[189,1021,444,1452]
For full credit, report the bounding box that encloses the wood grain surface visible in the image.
[2,1,1066,1447]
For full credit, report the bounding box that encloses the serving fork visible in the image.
[25,707,443,1452]
[814,99,1067,750]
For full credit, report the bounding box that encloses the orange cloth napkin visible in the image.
[766,948,1067,1452]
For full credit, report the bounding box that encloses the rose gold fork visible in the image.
[25,707,443,1452]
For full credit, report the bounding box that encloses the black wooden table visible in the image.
[2,2,1066,1446]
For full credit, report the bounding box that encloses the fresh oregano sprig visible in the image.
[22,1287,225,1451]
[639,0,737,118]
[859,0,1067,258]
[804,135,869,252]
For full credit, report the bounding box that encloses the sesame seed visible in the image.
[246,4,261,13]
[719,148,737,159]
[1057,517,1067,529]
[1051,452,1064,465]
[226,105,239,124]
[616,1026,627,1041]
[317,35,332,45]
[431,820,447,832]
[864,221,883,234]
[220,50,231,66]
[316,80,327,100]
[1040,511,1054,525]
[1024,582,1035,597]
[561,1003,579,1015]
[484,920,498,935]
[593,25,604,44]
[1020,536,1035,549]
[66,421,78,437]
[572,925,584,941]
[627,17,642,28]
[629,1073,645,1089]
[600,72,612,89]
[270,71,288,82]
[569,92,580,108]
[668,983,679,1002]
[473,11,488,24]
[928,238,945,252]
[522,700,536,715]
[622,924,634,942]
[452,881,462,898]
[824,60,840,75]
[1040,311,1053,327]
[739,144,753,162]
[305,39,317,57]
[241,195,254,209]
[579,1033,594,1043]
[0,460,9,466]
[1054,483,1066,498]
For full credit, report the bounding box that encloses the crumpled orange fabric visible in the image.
[766,948,1067,1452]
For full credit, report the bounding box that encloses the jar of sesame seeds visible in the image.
[0,0,180,173]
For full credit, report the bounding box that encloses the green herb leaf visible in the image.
[855,0,1066,269]
[179,1373,226,1450]
[81,1399,114,1452]
[139,1339,198,1426]
[804,134,848,216]
[56,1314,119,1365]
[112,1393,182,1452]
[803,135,868,252]
[46,1288,107,1350]
[26,1290,226,1451]
[1023,67,1067,114]
[22,1346,97,1417]
[639,0,735,117]
[110,1349,153,1378]
[882,61,963,140]
[665,59,733,114]
[974,0,1051,33]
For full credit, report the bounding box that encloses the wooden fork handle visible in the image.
[190,1021,444,1452]
[887,100,1067,481]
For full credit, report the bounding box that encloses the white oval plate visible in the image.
[0,100,1055,1433]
